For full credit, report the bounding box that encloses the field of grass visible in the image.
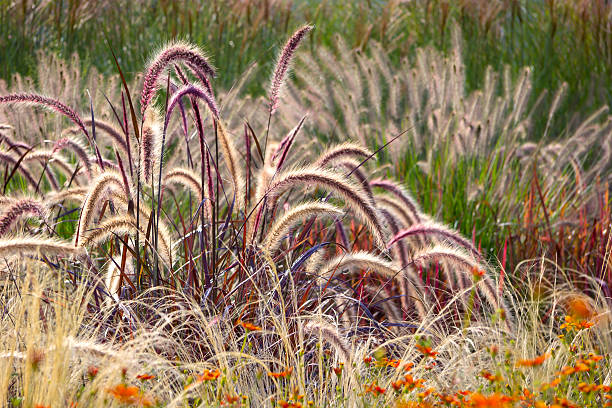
[0,1,611,407]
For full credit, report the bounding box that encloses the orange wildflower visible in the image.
[197,369,221,381]
[391,379,405,391]
[403,374,425,390]
[468,392,513,408]
[438,394,460,405]
[332,363,343,376]
[364,380,386,396]
[136,374,155,381]
[553,397,580,408]
[225,394,240,404]
[278,400,302,408]
[377,357,401,368]
[517,352,549,367]
[87,365,99,378]
[481,370,503,383]
[415,344,438,358]
[558,366,577,376]
[237,320,262,331]
[268,367,293,378]
[587,352,603,362]
[565,294,596,320]
[34,405,50,408]
[560,315,594,331]
[106,384,154,407]
[471,266,485,278]
[417,387,435,399]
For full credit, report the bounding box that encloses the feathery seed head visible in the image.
[269,25,313,114]
[141,41,216,115]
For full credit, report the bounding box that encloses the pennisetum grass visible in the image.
[0,28,541,407]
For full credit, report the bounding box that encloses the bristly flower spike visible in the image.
[269,25,313,115]
[0,93,89,139]
[141,41,216,115]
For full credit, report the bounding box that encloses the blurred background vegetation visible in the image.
[1,0,611,125]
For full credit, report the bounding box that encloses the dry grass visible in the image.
[0,21,610,408]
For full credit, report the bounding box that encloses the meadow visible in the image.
[0,1,610,407]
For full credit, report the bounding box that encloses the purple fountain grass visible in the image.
[0,151,39,188]
[140,109,162,183]
[0,236,77,257]
[268,25,313,115]
[274,115,307,171]
[304,319,351,363]
[141,41,216,115]
[408,245,512,328]
[25,150,74,179]
[316,251,428,319]
[0,132,31,152]
[379,207,409,268]
[315,143,372,168]
[74,171,129,246]
[388,221,483,261]
[165,83,220,128]
[266,167,385,247]
[0,93,89,139]
[79,120,128,154]
[0,198,46,235]
[164,167,203,202]
[52,137,93,179]
[339,159,374,203]
[370,178,421,223]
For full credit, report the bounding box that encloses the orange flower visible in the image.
[237,320,262,331]
[87,365,99,378]
[587,352,603,363]
[417,387,435,399]
[225,394,240,403]
[34,405,50,408]
[558,365,577,376]
[565,294,596,320]
[377,357,401,368]
[332,364,343,376]
[578,382,599,393]
[517,352,550,367]
[363,356,373,365]
[468,393,513,408]
[197,369,221,381]
[481,370,503,383]
[364,380,386,396]
[278,401,302,408]
[268,367,293,378]
[541,377,562,390]
[403,374,425,390]
[471,267,486,278]
[438,394,460,405]
[136,374,155,381]
[391,379,405,391]
[415,345,438,358]
[560,315,594,331]
[106,384,154,407]
[553,397,580,408]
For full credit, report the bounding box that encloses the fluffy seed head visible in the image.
[141,41,216,115]
[269,25,313,114]
[266,167,385,247]
[0,198,47,236]
[0,93,88,138]
[262,201,343,252]
[315,143,371,168]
